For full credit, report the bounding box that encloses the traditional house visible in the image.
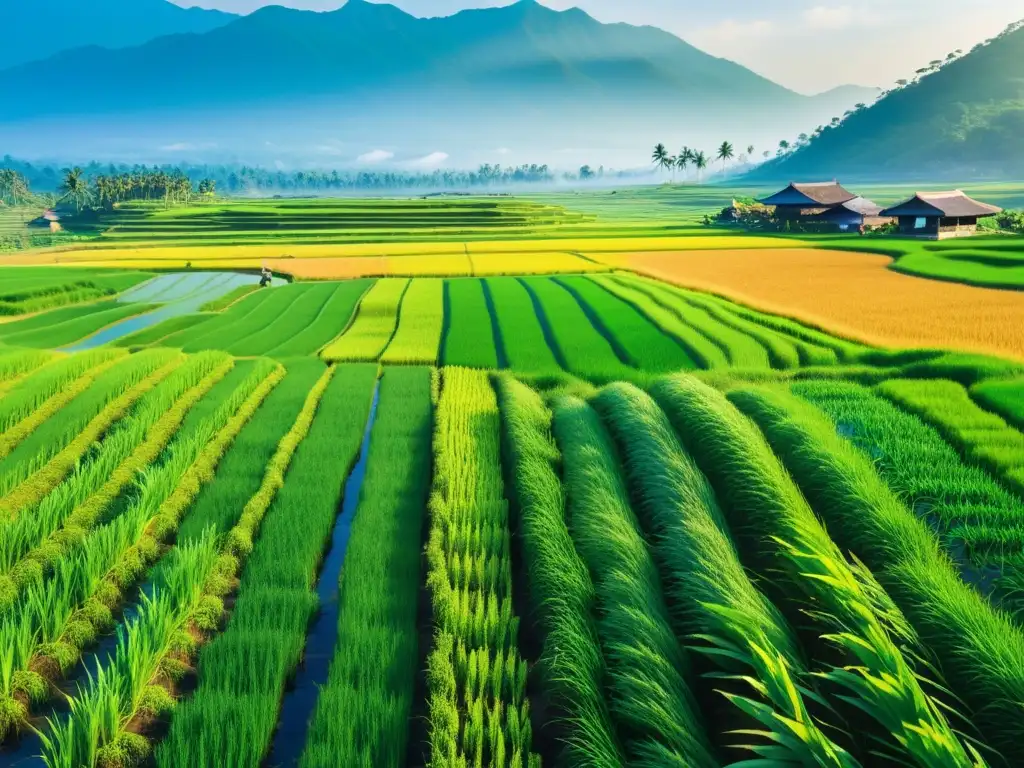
[809,197,893,231]
[757,181,858,218]
[880,190,1002,239]
[27,209,62,232]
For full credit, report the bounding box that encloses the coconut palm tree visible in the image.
[676,147,692,181]
[716,141,735,174]
[694,151,708,183]
[747,144,755,158]
[59,167,92,212]
[651,143,671,179]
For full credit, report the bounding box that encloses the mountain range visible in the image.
[0,0,877,167]
[751,20,1024,181]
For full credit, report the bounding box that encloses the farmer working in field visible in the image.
[259,267,272,287]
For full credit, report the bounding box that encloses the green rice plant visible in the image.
[380,278,445,364]
[552,394,716,766]
[792,379,1024,572]
[178,359,325,542]
[0,348,124,436]
[443,279,500,369]
[183,285,313,354]
[40,533,221,768]
[652,375,990,767]
[876,378,1024,495]
[300,366,433,767]
[156,289,276,350]
[0,302,122,339]
[556,276,696,373]
[0,365,281,741]
[264,280,371,357]
[0,352,236,607]
[226,283,337,357]
[200,284,259,312]
[615,276,771,368]
[0,347,54,391]
[425,368,538,768]
[0,349,183,515]
[519,277,632,383]
[494,375,624,768]
[971,378,1024,432]
[321,278,409,362]
[155,364,377,767]
[0,302,158,349]
[729,383,1024,757]
[484,277,561,374]
[593,277,729,368]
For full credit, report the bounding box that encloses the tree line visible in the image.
[0,157,647,209]
[649,141,758,182]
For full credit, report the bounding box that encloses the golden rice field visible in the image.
[600,247,1024,361]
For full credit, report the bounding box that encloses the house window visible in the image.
[914,217,927,229]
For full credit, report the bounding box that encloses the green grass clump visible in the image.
[556,276,696,373]
[552,393,716,766]
[494,375,623,768]
[321,278,409,362]
[519,277,631,382]
[380,278,445,364]
[300,366,432,767]
[485,277,561,375]
[443,279,500,369]
[155,364,377,766]
[729,382,1024,757]
[425,368,538,768]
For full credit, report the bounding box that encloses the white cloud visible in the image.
[357,149,395,163]
[803,5,855,29]
[409,151,449,167]
[496,147,512,155]
[695,18,776,44]
[314,144,346,156]
[160,142,194,152]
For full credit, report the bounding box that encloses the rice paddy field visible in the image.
[2,188,1024,768]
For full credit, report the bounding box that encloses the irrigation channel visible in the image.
[61,271,265,351]
[266,379,381,766]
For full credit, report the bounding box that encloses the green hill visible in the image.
[749,20,1024,181]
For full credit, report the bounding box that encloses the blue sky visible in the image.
[172,0,1024,93]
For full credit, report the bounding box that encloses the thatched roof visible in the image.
[759,181,857,207]
[880,190,1002,218]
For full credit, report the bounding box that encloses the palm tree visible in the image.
[651,143,671,180]
[747,145,755,158]
[716,141,735,174]
[693,151,708,183]
[676,148,692,181]
[59,167,92,212]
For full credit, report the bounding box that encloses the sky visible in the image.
[171,0,1024,92]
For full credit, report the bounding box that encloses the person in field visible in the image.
[259,267,272,287]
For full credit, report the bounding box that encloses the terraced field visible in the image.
[2,193,1024,767]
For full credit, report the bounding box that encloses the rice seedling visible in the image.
[380,278,445,364]
[0,352,235,608]
[0,363,281,741]
[0,348,124,437]
[114,314,213,349]
[519,277,631,382]
[154,364,377,766]
[425,368,538,768]
[615,275,771,368]
[199,284,259,312]
[0,347,54,393]
[300,366,432,767]
[651,374,990,767]
[555,276,696,372]
[494,374,624,768]
[0,349,183,515]
[182,285,311,354]
[156,290,276,350]
[552,393,717,766]
[729,383,1024,757]
[971,378,1024,431]
[876,378,1024,494]
[321,278,409,362]
[443,279,500,369]
[484,277,561,374]
[0,302,158,349]
[591,276,729,369]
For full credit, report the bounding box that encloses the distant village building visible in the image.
[757,182,890,231]
[879,190,1002,239]
[27,209,62,233]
